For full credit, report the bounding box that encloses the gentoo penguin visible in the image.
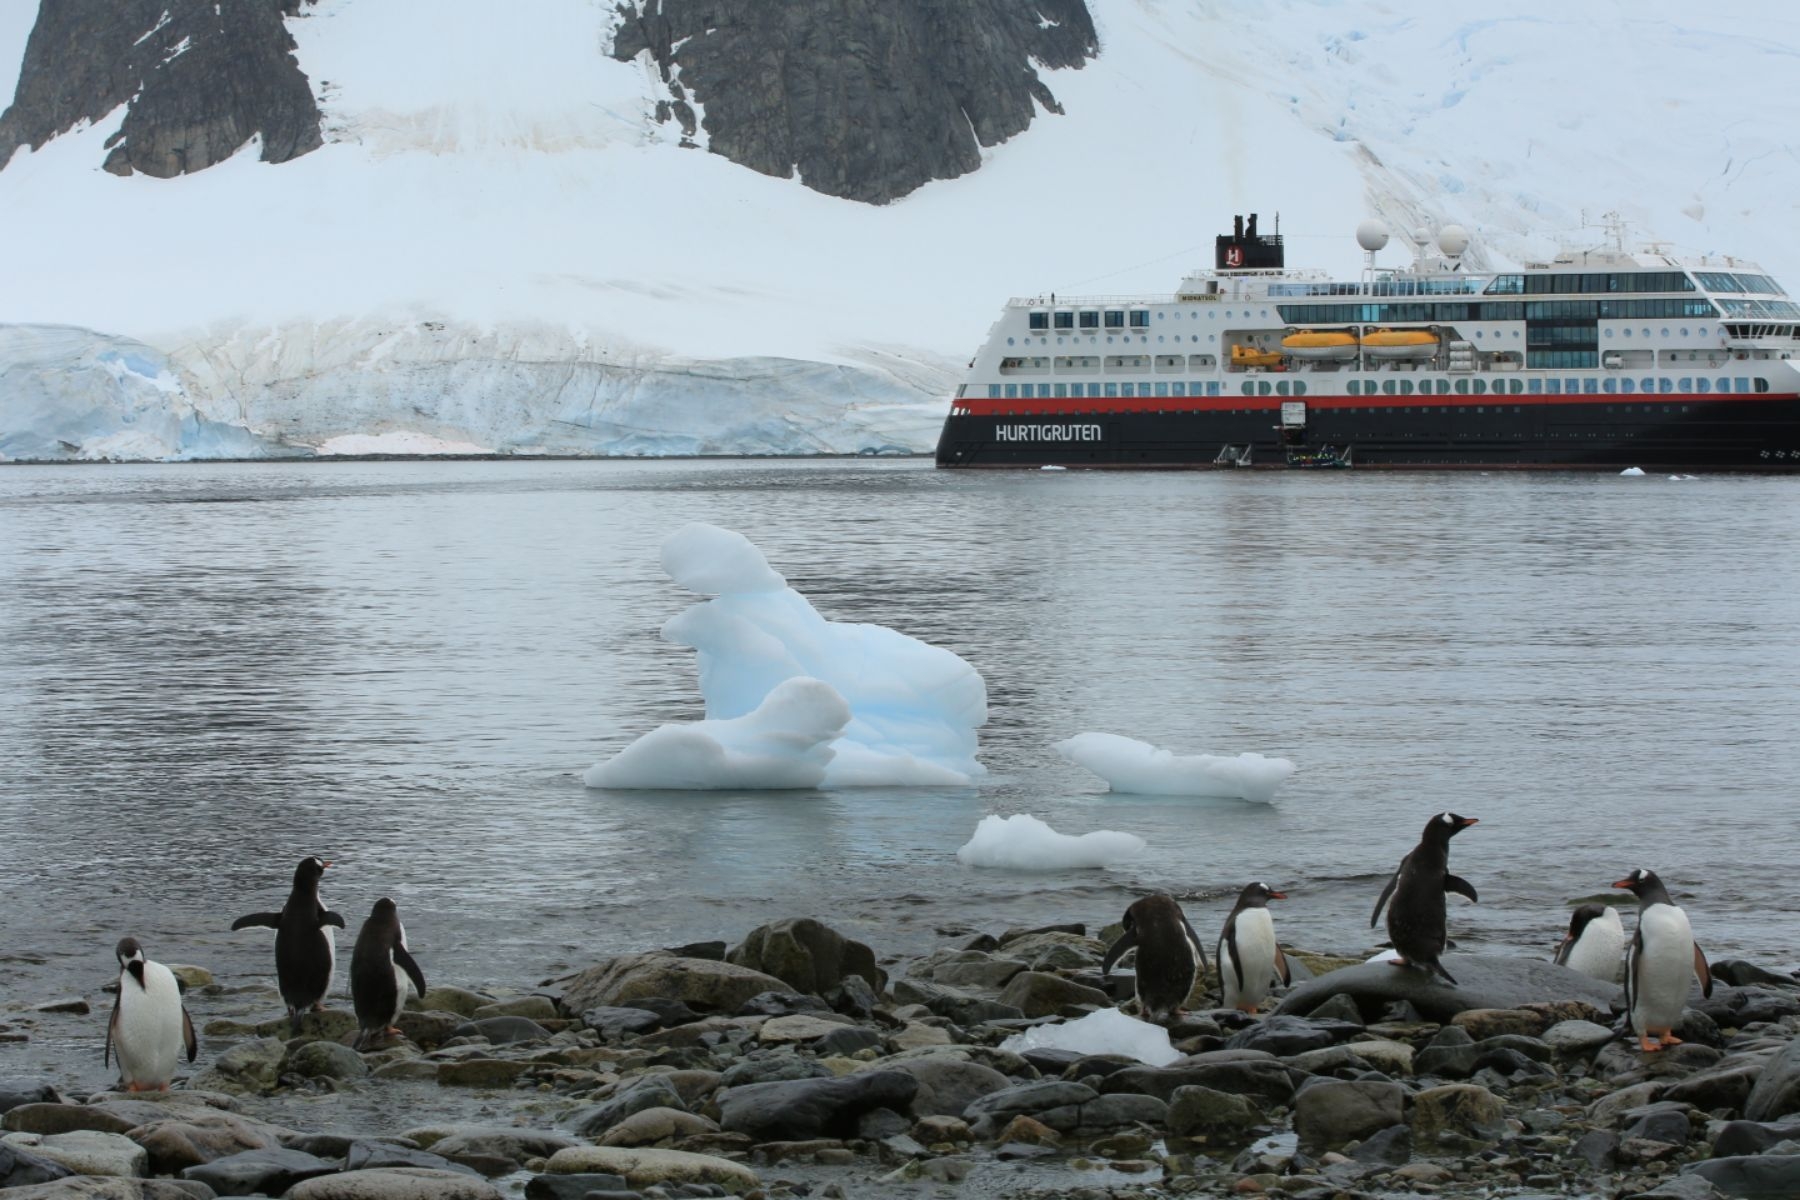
[1553,903,1626,984]
[1101,894,1207,1022]
[1218,881,1291,1012]
[106,938,197,1092]
[231,856,347,1034]
[350,898,427,1050]
[1614,868,1713,1052]
[1369,812,1479,985]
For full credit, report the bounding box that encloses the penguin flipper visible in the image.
[231,912,282,931]
[1553,934,1574,967]
[1693,942,1713,998]
[1181,913,1209,976]
[105,994,119,1069]
[1274,943,1291,987]
[1221,923,1243,996]
[1100,928,1138,979]
[182,1006,198,1063]
[1430,959,1459,986]
[1370,870,1399,928]
[322,909,347,930]
[395,945,428,1000]
[1624,930,1643,1020]
[1443,874,1478,904]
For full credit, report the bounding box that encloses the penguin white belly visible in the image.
[1631,904,1695,1034]
[1565,911,1626,983]
[115,963,185,1088]
[389,956,412,1025]
[1221,910,1279,1009]
[321,917,337,998]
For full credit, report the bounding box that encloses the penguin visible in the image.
[1217,881,1291,1012]
[1101,894,1207,1023]
[1614,868,1712,1052]
[1369,812,1479,985]
[350,898,427,1051]
[106,938,197,1092]
[231,855,347,1034]
[1553,903,1626,984]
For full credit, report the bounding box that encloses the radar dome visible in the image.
[1355,220,1390,252]
[1438,224,1471,256]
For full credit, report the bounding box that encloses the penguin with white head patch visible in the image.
[1218,881,1291,1012]
[106,938,197,1092]
[1553,904,1626,984]
[1101,895,1207,1023]
[351,898,427,1051]
[231,855,347,1034]
[1614,868,1712,1052]
[1370,812,1479,985]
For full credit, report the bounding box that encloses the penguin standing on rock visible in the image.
[1553,904,1626,984]
[1614,868,1712,1052]
[231,856,347,1034]
[1217,881,1291,1012]
[106,938,197,1092]
[1102,894,1207,1023]
[1370,812,1479,984]
[351,898,427,1050]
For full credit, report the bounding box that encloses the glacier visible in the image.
[5,0,1800,459]
[585,523,987,789]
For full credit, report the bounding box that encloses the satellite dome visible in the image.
[1355,220,1390,252]
[1438,224,1471,256]
[1412,228,1432,248]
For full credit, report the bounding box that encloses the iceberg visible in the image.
[1056,732,1295,802]
[585,523,987,789]
[999,1007,1180,1066]
[955,813,1145,870]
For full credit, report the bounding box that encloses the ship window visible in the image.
[1641,377,1654,393]
[1054,384,1067,398]
[1040,384,1055,397]
[1079,311,1099,329]
[1399,380,1414,395]
[1382,380,1397,395]
[1260,382,1275,395]
[1122,383,1137,397]
[1241,382,1256,396]
[1528,379,1542,395]
[1029,312,1049,331]
[1293,382,1306,395]
[1208,382,1221,396]
[988,385,1001,398]
[1695,378,1709,393]
[1129,310,1150,328]
[1104,310,1126,329]
[1621,379,1635,394]
[1603,379,1616,393]
[1004,385,1018,398]
[1717,377,1730,392]
[1104,383,1118,397]
[1276,381,1290,395]
[1455,380,1470,395]
[1054,311,1074,330]
[1155,382,1169,398]
[1756,377,1769,392]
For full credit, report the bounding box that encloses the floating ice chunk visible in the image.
[955,813,1145,870]
[1056,732,1295,802]
[1040,464,1067,471]
[583,676,849,790]
[589,523,987,789]
[1620,467,1646,476]
[1000,1007,1180,1066]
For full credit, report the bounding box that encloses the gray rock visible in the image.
[1711,960,1800,990]
[1294,1079,1406,1151]
[1225,1015,1345,1056]
[880,1057,1012,1118]
[1349,1123,1412,1165]
[717,1071,917,1140]
[932,958,1029,990]
[595,1107,719,1147]
[555,953,797,1016]
[1684,1154,1800,1199]
[582,1007,663,1040]
[813,1025,881,1056]
[1544,1019,1618,1054]
[719,1055,832,1088]
[1696,987,1800,1027]
[180,1147,339,1196]
[997,971,1109,1018]
[0,1140,75,1187]
[1714,1119,1800,1157]
[964,1080,1097,1130]
[1410,1083,1507,1144]
[453,1016,552,1044]
[1665,1064,1763,1113]
[0,1083,62,1116]
[285,1040,370,1081]
[1276,954,1622,1021]
[1100,1050,1298,1106]
[189,1038,285,1096]
[1074,1093,1166,1131]
[284,1167,504,1199]
[403,1126,579,1172]
[573,1076,688,1139]
[1165,1085,1262,1141]
[726,918,886,995]
[830,974,877,1020]
[0,1130,148,1178]
[1623,1102,1693,1146]
[524,1175,630,1200]
[0,1182,219,1199]
[889,978,1024,1026]
[1415,1025,1479,1078]
[1746,1035,1800,1122]
[1573,1128,1620,1170]
[343,1142,480,1177]
[124,1111,290,1175]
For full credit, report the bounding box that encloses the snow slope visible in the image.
[4,0,1800,459]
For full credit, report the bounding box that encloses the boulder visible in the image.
[415,986,496,1017]
[1294,1079,1406,1151]
[596,1107,719,1147]
[1276,954,1622,1022]
[285,1167,504,1199]
[1099,1050,1298,1106]
[401,1126,578,1171]
[877,1056,1011,1118]
[543,1145,758,1192]
[581,1006,663,1040]
[997,972,1109,1018]
[726,918,885,996]
[524,1175,629,1200]
[0,1130,147,1177]
[556,953,796,1015]
[1165,1085,1262,1141]
[343,1142,479,1176]
[0,1140,74,1187]
[180,1146,338,1195]
[932,958,1030,990]
[1223,1015,1344,1056]
[453,1017,552,1044]
[285,1040,370,1081]
[0,1182,216,1198]
[1410,1083,1506,1144]
[756,1014,853,1043]
[189,1038,285,1096]
[1684,1155,1800,1199]
[1746,1035,1800,1122]
[126,1111,289,1175]
[0,1083,62,1116]
[717,1071,917,1140]
[571,1076,688,1139]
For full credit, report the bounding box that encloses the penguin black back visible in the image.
[231,855,347,1033]
[1369,812,1478,984]
[1102,894,1206,1022]
[351,898,427,1050]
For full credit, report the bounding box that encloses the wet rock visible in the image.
[735,991,831,1018]
[190,1038,285,1096]
[573,1076,688,1138]
[1350,1123,1412,1166]
[343,1142,479,1176]
[964,1080,1096,1134]
[1415,1025,1480,1078]
[1711,960,1800,989]
[719,1055,831,1088]
[1100,1050,1298,1106]
[1715,1118,1800,1156]
[1745,1035,1800,1121]
[1346,1038,1416,1075]
[932,958,1029,990]
[285,1167,504,1199]
[0,1129,148,1177]
[285,1040,370,1081]
[887,1021,953,1052]
[543,1145,758,1192]
[830,973,878,1020]
[756,1013,852,1043]
[1277,954,1622,1021]
[1410,1083,1506,1144]
[1696,987,1800,1028]
[1294,1079,1405,1151]
[0,1139,75,1187]
[1224,1015,1342,1056]
[1544,1019,1617,1054]
[180,1147,338,1195]
[34,997,92,1015]
[727,918,886,996]
[597,1107,719,1147]
[1684,1154,1800,1198]
[889,977,1023,1025]
[717,1070,917,1140]
[392,1010,463,1047]
[453,1016,552,1044]
[879,1055,1011,1118]
[1074,1093,1166,1131]
[127,1111,289,1175]
[1165,1085,1261,1141]
[252,1009,359,1042]
[1623,1102,1693,1146]
[436,1059,529,1089]
[0,1182,217,1199]
[1452,1007,1550,1039]
[814,1025,881,1056]
[4,1103,137,1136]
[403,1126,579,1171]
[997,972,1109,1018]
[472,995,558,1021]
[415,986,497,1017]
[1665,1064,1763,1113]
[582,1007,663,1040]
[913,1114,972,1145]
[1572,1128,1620,1170]
[558,953,797,1016]
[523,1175,629,1200]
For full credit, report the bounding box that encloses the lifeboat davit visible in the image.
[1281,330,1358,361]
[1231,344,1284,368]
[1360,328,1438,359]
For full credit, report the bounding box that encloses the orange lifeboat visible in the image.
[1281,330,1358,361]
[1231,344,1283,368]
[1360,328,1438,359]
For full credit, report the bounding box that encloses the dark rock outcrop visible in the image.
[1276,954,1623,1021]
[611,0,1099,203]
[0,0,323,177]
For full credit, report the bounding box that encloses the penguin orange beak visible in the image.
[1459,817,1479,827]
[1610,877,1633,889]
[322,861,333,869]
[1268,891,1288,901]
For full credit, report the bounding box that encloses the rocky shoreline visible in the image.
[3,916,1798,1199]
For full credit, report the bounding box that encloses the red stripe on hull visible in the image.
[957,391,1795,416]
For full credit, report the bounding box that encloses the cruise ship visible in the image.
[934,214,1800,470]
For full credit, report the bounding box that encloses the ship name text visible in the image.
[993,423,1103,443]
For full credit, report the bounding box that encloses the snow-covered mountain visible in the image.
[3,0,1799,461]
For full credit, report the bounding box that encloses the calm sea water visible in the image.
[2,458,1797,1082]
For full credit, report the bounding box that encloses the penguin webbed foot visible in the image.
[1638,1035,1664,1052]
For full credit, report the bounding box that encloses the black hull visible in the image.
[936,397,1800,471]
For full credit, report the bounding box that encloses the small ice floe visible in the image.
[586,522,987,789]
[1055,732,1296,802]
[1620,466,1646,476]
[955,813,1145,870]
[1000,1006,1180,1066]
[1668,474,1697,481]
[1040,464,1068,471]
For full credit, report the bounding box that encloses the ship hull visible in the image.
[935,394,1800,471]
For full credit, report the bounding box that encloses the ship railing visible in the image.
[1006,294,1179,307]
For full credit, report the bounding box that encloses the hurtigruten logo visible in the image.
[993,424,1103,442]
